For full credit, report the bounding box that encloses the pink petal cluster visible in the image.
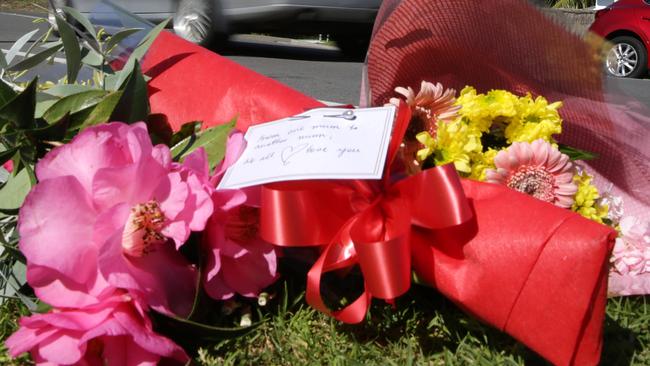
[19,122,213,316]
[389,81,460,125]
[486,139,578,208]
[608,216,650,296]
[2,160,13,173]
[5,291,188,365]
[203,132,278,300]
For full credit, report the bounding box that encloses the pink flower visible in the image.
[19,122,213,316]
[2,160,13,173]
[389,81,460,125]
[611,216,650,276]
[486,139,578,208]
[5,291,188,366]
[388,81,460,172]
[203,132,278,300]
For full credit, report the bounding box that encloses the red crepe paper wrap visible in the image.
[142,31,324,131]
[140,29,617,366]
[364,0,650,220]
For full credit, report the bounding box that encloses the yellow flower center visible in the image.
[122,201,165,257]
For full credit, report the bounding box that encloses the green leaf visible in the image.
[0,147,18,166]
[5,29,39,65]
[80,47,105,67]
[558,144,599,161]
[106,28,144,53]
[110,61,149,123]
[0,78,37,130]
[0,80,17,106]
[171,119,236,169]
[76,91,123,129]
[42,90,108,124]
[44,84,97,98]
[0,168,32,213]
[0,49,7,70]
[55,14,82,83]
[170,121,202,147]
[34,92,59,119]
[114,19,169,90]
[7,43,63,72]
[62,6,97,40]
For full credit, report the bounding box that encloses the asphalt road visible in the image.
[1,11,649,107]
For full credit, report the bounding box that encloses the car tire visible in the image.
[605,36,648,78]
[173,0,220,46]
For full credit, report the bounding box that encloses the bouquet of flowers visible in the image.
[0,0,648,365]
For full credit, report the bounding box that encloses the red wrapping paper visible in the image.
[412,180,615,366]
[142,31,323,131]
[140,31,616,366]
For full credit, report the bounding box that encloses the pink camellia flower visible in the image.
[5,290,188,365]
[486,139,578,208]
[19,122,213,316]
[608,216,650,296]
[202,132,278,300]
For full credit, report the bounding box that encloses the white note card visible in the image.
[217,106,396,190]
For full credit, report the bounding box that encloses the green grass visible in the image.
[0,283,648,365]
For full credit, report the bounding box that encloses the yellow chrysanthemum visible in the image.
[415,131,436,162]
[572,171,609,224]
[504,94,563,143]
[434,119,482,174]
[456,87,519,133]
[469,148,498,181]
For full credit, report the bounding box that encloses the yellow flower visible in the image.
[572,171,609,224]
[415,131,436,162]
[504,94,563,143]
[469,148,498,181]
[433,119,482,174]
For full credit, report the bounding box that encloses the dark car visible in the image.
[49,0,381,55]
[589,0,650,78]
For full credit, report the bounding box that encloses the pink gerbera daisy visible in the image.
[486,139,578,208]
[389,81,460,127]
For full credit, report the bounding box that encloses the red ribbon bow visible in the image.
[259,102,473,323]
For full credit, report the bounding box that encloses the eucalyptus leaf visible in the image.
[171,119,236,169]
[77,91,123,129]
[0,50,7,70]
[0,148,18,166]
[170,121,202,147]
[114,19,169,90]
[106,28,144,53]
[44,84,97,98]
[111,61,149,123]
[7,43,63,72]
[0,168,32,213]
[5,29,39,66]
[43,90,108,124]
[0,78,37,130]
[35,92,59,119]
[80,47,105,67]
[0,80,17,106]
[55,14,82,83]
[62,6,97,39]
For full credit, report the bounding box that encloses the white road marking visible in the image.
[1,48,66,64]
[0,12,45,20]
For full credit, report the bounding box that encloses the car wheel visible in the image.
[605,36,648,78]
[173,0,217,46]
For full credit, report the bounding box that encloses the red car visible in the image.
[589,0,650,78]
